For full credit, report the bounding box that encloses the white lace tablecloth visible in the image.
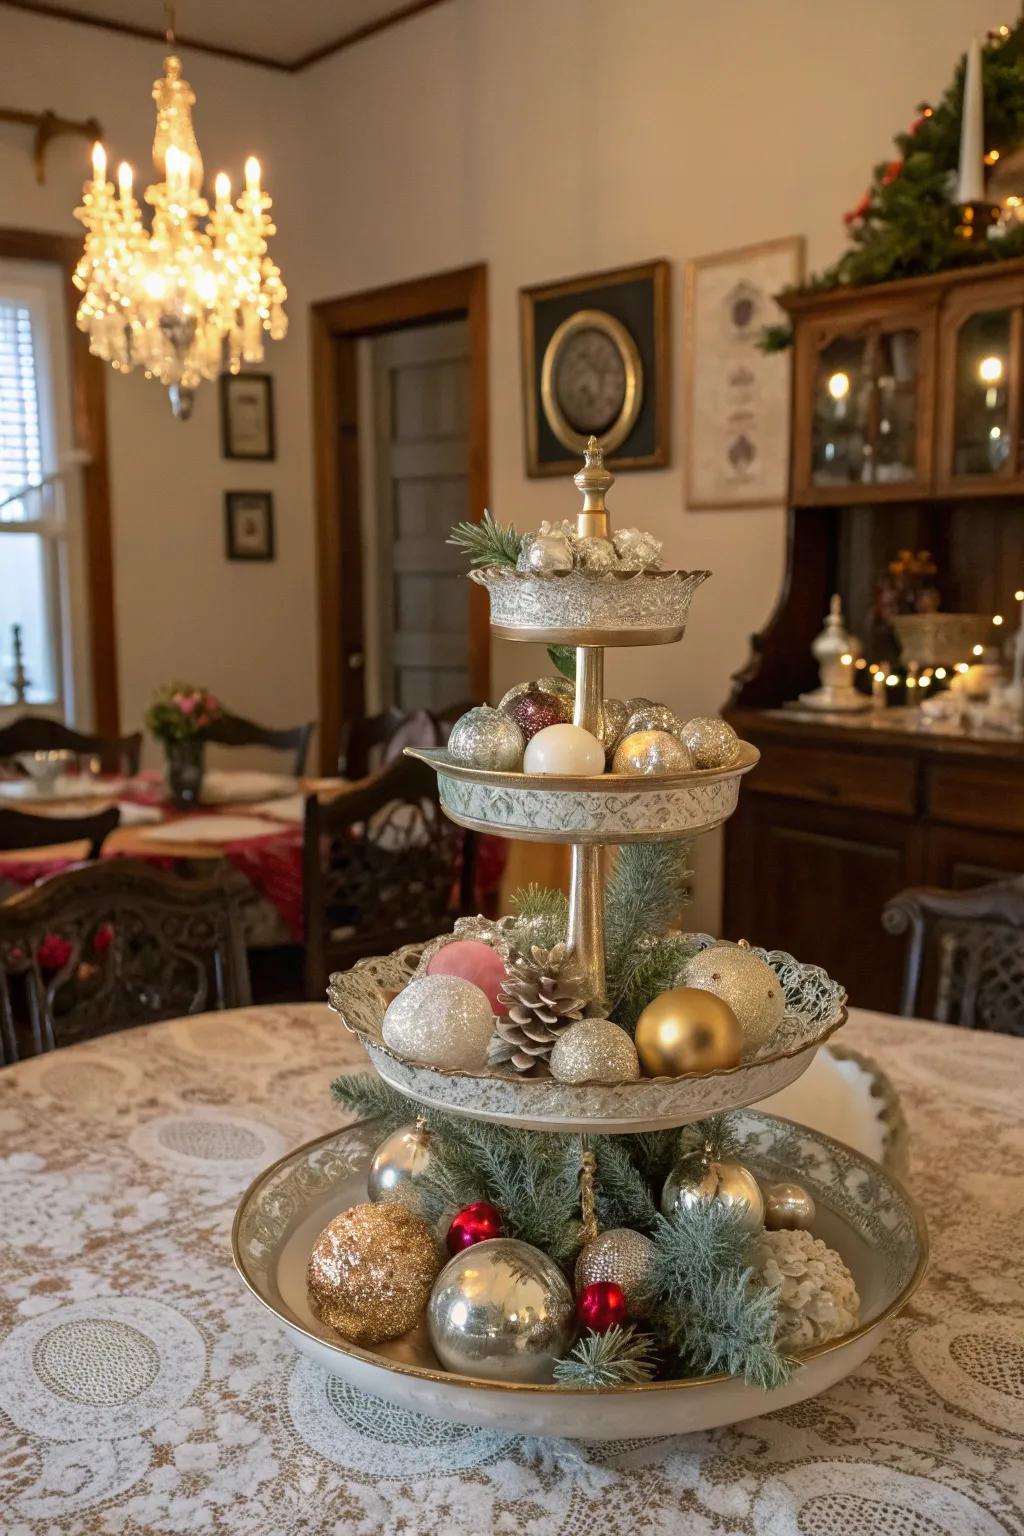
[0,1005,1021,1536]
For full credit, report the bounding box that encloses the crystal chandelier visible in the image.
[72,11,286,418]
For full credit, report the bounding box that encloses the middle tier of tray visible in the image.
[405,742,759,843]
[327,933,847,1133]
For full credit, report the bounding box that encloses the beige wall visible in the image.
[0,0,999,920]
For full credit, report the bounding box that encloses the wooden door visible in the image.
[364,320,472,715]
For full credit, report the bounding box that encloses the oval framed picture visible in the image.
[540,309,643,455]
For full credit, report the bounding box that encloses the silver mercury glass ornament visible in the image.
[526,532,574,574]
[428,1237,575,1383]
[661,1154,765,1232]
[575,534,617,573]
[621,703,686,740]
[680,715,741,769]
[447,706,525,770]
[611,729,691,776]
[366,1121,434,1206]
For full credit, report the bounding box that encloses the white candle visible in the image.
[1013,591,1024,695]
[957,36,985,203]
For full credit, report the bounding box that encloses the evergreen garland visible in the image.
[447,509,522,568]
[507,882,569,950]
[761,23,1024,343]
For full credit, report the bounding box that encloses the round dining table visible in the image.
[0,1003,1021,1536]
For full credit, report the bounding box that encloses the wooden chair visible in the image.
[882,875,1024,1032]
[303,752,476,998]
[199,712,313,775]
[338,703,476,780]
[0,859,251,1063]
[0,805,120,860]
[0,715,142,775]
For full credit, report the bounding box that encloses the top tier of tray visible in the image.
[470,437,708,647]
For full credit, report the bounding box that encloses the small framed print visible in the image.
[225,491,275,562]
[220,372,275,460]
[683,236,805,509]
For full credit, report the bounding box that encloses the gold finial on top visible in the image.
[574,435,614,538]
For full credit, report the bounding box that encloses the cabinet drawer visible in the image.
[746,740,918,815]
[926,762,1024,834]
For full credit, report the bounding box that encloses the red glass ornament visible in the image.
[577,1281,627,1333]
[504,689,567,742]
[446,1201,504,1255]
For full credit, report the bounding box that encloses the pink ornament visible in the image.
[426,939,509,1016]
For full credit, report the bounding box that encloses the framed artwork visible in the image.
[519,260,670,476]
[683,236,805,509]
[220,372,276,461]
[225,491,275,561]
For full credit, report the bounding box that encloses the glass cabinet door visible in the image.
[811,328,920,488]
[951,309,1013,478]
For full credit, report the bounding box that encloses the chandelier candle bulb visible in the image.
[245,155,262,195]
[91,140,106,184]
[117,161,133,201]
[215,172,231,206]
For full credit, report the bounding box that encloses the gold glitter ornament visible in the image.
[683,941,784,1050]
[763,1181,816,1231]
[680,715,741,770]
[634,986,742,1076]
[574,1228,655,1312]
[661,1155,764,1231]
[548,1018,641,1083]
[306,1202,442,1345]
[612,729,691,776]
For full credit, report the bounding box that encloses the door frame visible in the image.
[311,264,490,773]
[0,226,119,735]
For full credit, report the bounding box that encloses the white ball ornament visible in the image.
[382,976,495,1070]
[523,723,605,777]
[683,940,785,1050]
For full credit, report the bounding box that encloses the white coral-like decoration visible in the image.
[754,1227,860,1349]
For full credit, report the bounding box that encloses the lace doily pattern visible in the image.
[0,1002,1021,1535]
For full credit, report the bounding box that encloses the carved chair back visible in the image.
[0,715,142,776]
[0,805,120,860]
[303,752,475,998]
[882,875,1024,1032]
[199,712,313,775]
[0,859,251,1063]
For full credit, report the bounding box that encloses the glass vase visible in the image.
[165,738,205,810]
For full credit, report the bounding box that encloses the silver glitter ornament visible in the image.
[681,715,741,770]
[612,526,663,570]
[575,1228,655,1312]
[536,674,576,701]
[447,706,524,771]
[526,532,574,575]
[612,729,691,776]
[428,1237,575,1383]
[575,535,617,574]
[763,1181,817,1232]
[661,1155,765,1231]
[548,1018,641,1083]
[382,975,495,1071]
[621,703,686,740]
[599,698,630,753]
[367,1121,433,1206]
[683,941,784,1050]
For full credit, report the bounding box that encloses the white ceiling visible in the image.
[1,0,445,69]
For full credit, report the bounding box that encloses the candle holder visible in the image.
[953,200,1000,243]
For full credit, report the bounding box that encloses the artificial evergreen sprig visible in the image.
[330,1070,411,1128]
[447,509,522,568]
[604,841,693,1018]
[507,882,569,951]
[642,1201,793,1391]
[553,1325,658,1387]
[613,933,699,1035]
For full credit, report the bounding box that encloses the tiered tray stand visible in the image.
[232,441,926,1438]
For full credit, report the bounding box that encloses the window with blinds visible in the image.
[0,289,62,707]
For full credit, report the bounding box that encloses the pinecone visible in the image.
[488,943,587,1072]
[753,1228,860,1349]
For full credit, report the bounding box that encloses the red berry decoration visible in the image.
[503,688,568,743]
[577,1280,627,1333]
[446,1201,504,1255]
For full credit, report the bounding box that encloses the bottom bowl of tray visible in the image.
[232,1110,926,1442]
[327,934,848,1133]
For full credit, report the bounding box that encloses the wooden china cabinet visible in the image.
[723,258,1024,1013]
